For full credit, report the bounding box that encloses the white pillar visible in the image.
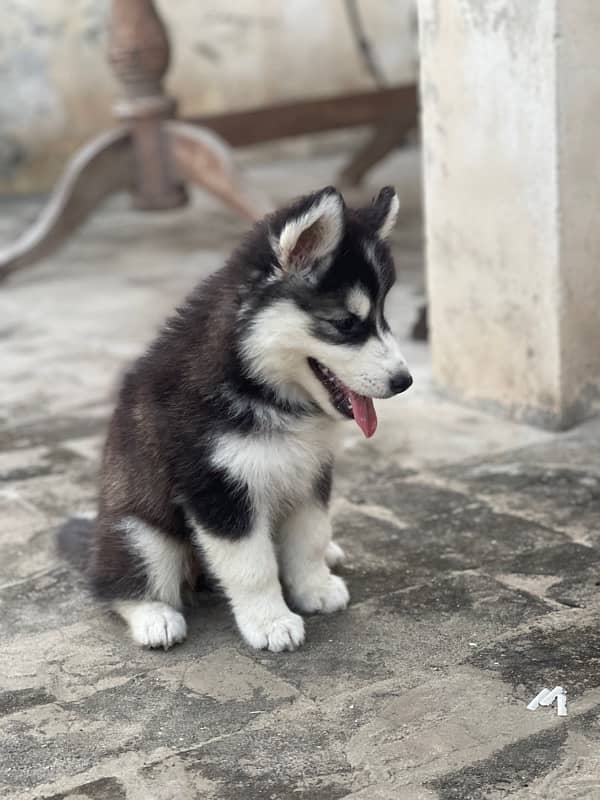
[418,0,600,429]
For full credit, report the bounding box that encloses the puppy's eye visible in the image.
[334,315,360,334]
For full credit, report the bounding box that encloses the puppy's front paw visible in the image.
[238,611,305,652]
[290,573,350,614]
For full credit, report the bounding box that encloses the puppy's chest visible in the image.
[213,424,334,512]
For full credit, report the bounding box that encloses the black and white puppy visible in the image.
[82,186,412,652]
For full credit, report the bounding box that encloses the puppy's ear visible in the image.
[272,187,344,274]
[359,186,399,240]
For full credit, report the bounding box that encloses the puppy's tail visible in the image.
[57,513,94,573]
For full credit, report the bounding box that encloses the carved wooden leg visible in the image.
[109,0,187,210]
[0,129,134,282]
[0,0,268,282]
[167,121,272,221]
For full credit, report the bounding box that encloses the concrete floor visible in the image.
[1,152,600,800]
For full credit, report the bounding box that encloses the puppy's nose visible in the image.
[389,369,413,395]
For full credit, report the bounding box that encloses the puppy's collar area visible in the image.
[221,376,315,423]
[218,352,320,431]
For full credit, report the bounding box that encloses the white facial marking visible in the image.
[346,287,371,320]
[343,329,409,397]
[241,299,320,405]
[242,297,410,415]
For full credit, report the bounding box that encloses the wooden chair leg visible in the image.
[0,129,134,282]
[166,121,272,222]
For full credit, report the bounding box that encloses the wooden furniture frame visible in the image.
[0,0,418,282]
[0,0,267,281]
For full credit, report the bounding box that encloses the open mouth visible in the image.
[308,357,378,438]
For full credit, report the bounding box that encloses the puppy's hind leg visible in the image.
[113,600,187,650]
[93,516,189,650]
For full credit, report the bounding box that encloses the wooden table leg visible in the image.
[0,0,265,282]
[0,130,134,282]
[167,122,272,222]
[109,0,186,210]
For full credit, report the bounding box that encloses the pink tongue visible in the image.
[348,391,378,438]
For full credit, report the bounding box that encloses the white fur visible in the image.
[363,240,392,284]
[114,600,187,649]
[193,518,305,652]
[241,300,320,406]
[354,328,409,395]
[274,192,343,272]
[242,298,409,415]
[279,505,349,614]
[377,191,400,240]
[346,286,371,320]
[325,540,346,568]
[121,516,188,609]
[202,415,343,649]
[211,421,336,522]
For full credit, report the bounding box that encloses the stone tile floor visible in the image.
[1,152,599,799]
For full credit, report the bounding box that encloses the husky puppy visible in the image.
[84,186,412,652]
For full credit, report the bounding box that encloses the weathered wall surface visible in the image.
[557,0,600,422]
[419,0,600,428]
[0,0,417,193]
[419,0,561,426]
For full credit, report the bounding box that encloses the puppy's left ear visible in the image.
[273,187,344,274]
[360,186,399,240]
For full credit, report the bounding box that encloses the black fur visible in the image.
[314,461,333,507]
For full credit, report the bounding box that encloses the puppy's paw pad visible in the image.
[292,574,350,614]
[240,612,305,652]
[130,604,187,650]
[325,540,346,568]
